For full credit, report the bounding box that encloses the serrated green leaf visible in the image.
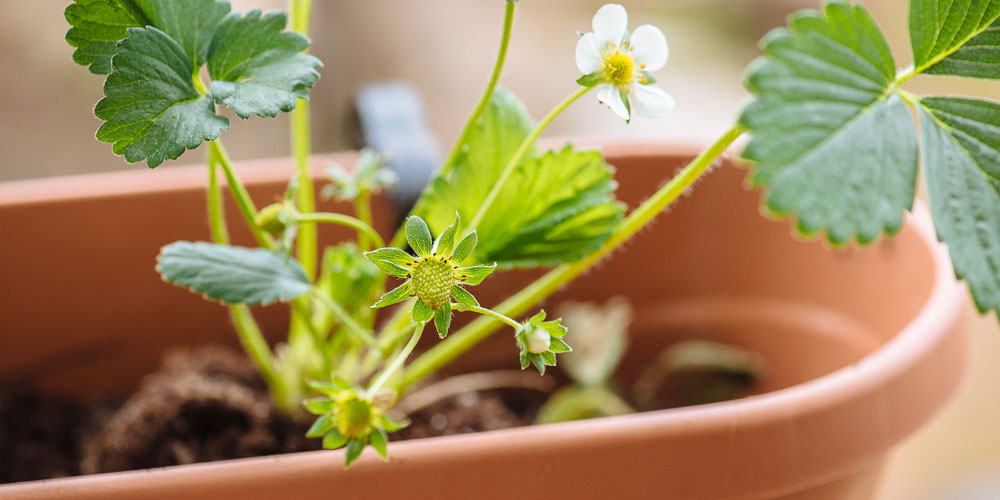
[434,302,452,338]
[304,397,333,415]
[138,0,231,69]
[741,1,917,245]
[65,0,149,74]
[95,27,229,167]
[157,241,311,305]
[344,438,365,467]
[322,429,349,450]
[207,9,322,119]
[412,298,434,322]
[919,97,1000,315]
[405,216,433,257]
[374,282,413,309]
[370,428,389,460]
[911,0,1000,78]
[450,286,479,307]
[306,413,335,438]
[416,88,623,268]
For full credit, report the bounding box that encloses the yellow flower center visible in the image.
[604,52,634,87]
[411,257,454,309]
[337,395,375,438]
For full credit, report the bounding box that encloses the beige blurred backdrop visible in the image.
[3,1,1000,497]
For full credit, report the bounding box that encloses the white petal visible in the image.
[593,3,627,46]
[597,84,630,120]
[632,84,674,119]
[575,33,603,74]
[631,24,668,71]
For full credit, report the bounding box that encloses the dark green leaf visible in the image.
[911,0,1000,78]
[207,9,322,118]
[416,88,624,268]
[157,241,312,305]
[95,27,229,167]
[741,1,917,245]
[65,0,149,74]
[405,216,433,257]
[919,97,1000,315]
[137,0,231,69]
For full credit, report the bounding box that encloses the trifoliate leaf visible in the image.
[405,216,434,257]
[919,97,1000,315]
[207,9,322,119]
[65,0,149,74]
[95,27,229,167]
[741,1,918,245]
[138,0,231,69]
[416,88,624,268]
[911,0,1000,78]
[157,241,312,306]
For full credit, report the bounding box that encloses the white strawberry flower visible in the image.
[576,3,674,121]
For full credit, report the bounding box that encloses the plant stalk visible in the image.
[368,322,424,396]
[209,140,273,249]
[397,123,748,392]
[294,212,385,248]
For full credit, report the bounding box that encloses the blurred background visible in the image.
[3,0,1000,497]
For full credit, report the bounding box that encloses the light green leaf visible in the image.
[416,89,624,268]
[405,216,433,257]
[379,414,409,432]
[412,299,434,322]
[306,413,335,438]
[95,27,229,167]
[434,302,452,338]
[137,0,231,69]
[322,429,349,450]
[450,286,479,307]
[207,9,322,119]
[306,379,339,397]
[157,241,312,306]
[344,438,365,467]
[919,97,1000,315]
[741,1,918,245]
[911,0,1000,78]
[64,0,149,74]
[451,231,478,263]
[364,247,414,267]
[303,397,333,415]
[433,214,460,257]
[370,428,389,460]
[456,264,496,286]
[373,283,412,309]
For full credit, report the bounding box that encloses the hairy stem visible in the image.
[466,85,591,232]
[397,123,748,392]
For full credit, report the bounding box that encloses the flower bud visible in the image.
[525,326,551,354]
[256,203,286,235]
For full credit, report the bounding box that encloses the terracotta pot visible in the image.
[0,143,969,499]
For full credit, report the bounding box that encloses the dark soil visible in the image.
[0,346,546,483]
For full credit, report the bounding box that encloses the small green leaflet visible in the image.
[910,0,1000,78]
[416,88,624,268]
[95,27,229,168]
[919,98,1000,315]
[66,0,321,167]
[157,241,312,306]
[208,9,322,119]
[741,1,918,245]
[65,0,149,74]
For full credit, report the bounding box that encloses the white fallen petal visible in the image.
[593,3,627,46]
[630,24,669,71]
[575,33,604,74]
[598,84,630,120]
[632,84,674,119]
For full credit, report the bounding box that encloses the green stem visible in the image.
[310,288,379,349]
[397,123,748,392]
[355,190,374,251]
[466,85,591,232]
[294,212,385,248]
[455,303,521,330]
[206,146,282,406]
[368,322,424,396]
[388,1,517,248]
[289,0,316,280]
[209,140,273,249]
